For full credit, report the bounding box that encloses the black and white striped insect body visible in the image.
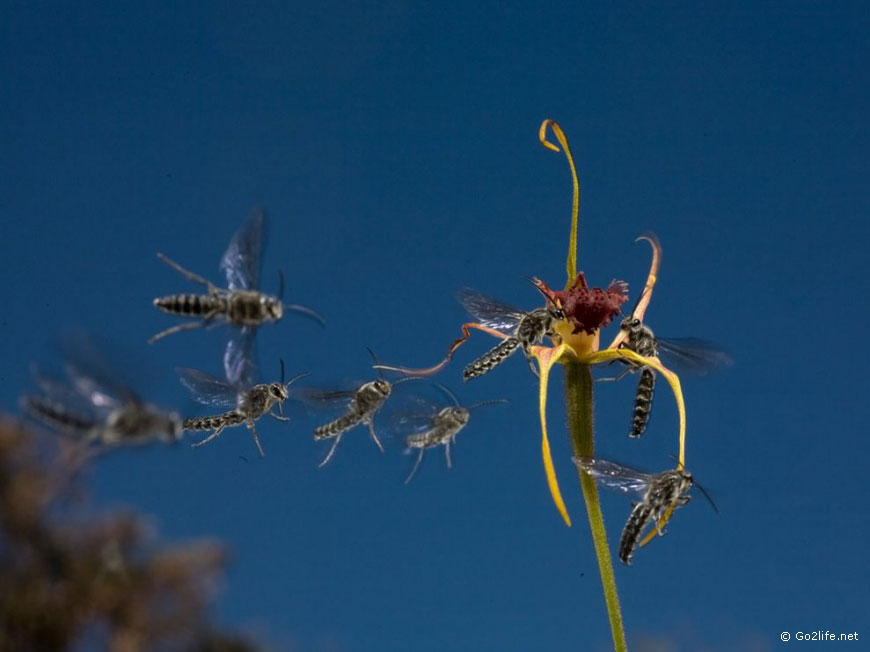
[178,363,306,458]
[574,457,708,566]
[402,385,505,483]
[22,334,183,448]
[150,210,322,356]
[312,379,393,467]
[620,317,659,439]
[457,288,564,381]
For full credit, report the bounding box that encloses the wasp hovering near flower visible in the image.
[613,314,733,438]
[456,287,565,381]
[150,209,324,347]
[400,384,506,484]
[574,456,717,565]
[177,359,307,458]
[299,351,414,466]
[21,334,183,448]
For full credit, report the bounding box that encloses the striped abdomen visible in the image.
[619,501,654,565]
[463,338,521,381]
[629,368,656,438]
[23,396,96,434]
[154,294,225,317]
[183,411,245,431]
[314,412,363,441]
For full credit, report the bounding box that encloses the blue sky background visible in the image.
[2,2,868,650]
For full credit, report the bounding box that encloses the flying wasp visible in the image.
[21,333,182,448]
[150,210,324,371]
[455,286,565,381]
[299,351,415,466]
[574,456,717,565]
[612,315,732,438]
[399,384,506,484]
[177,359,307,458]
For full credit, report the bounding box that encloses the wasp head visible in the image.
[620,316,643,334]
[268,382,288,402]
[371,379,392,398]
[262,295,283,321]
[442,406,470,426]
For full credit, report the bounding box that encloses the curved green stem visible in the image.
[564,362,626,652]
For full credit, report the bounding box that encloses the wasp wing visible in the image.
[655,337,733,376]
[176,368,240,408]
[573,457,653,496]
[224,326,258,388]
[382,393,443,439]
[57,331,140,405]
[220,208,265,291]
[455,288,527,332]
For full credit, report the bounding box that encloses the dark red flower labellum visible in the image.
[535,273,628,335]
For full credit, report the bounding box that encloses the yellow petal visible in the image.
[531,343,571,526]
[539,119,581,285]
[582,349,686,468]
[638,502,677,548]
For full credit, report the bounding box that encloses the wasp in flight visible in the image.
[574,456,717,565]
[400,384,506,483]
[150,209,323,346]
[456,287,565,381]
[612,315,732,438]
[178,359,307,458]
[21,334,182,448]
[299,351,415,466]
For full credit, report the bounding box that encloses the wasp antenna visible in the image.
[693,479,720,515]
[285,371,310,388]
[284,303,326,327]
[279,359,285,384]
[365,347,384,379]
[392,376,422,387]
[432,383,461,407]
[277,269,286,301]
[466,397,509,411]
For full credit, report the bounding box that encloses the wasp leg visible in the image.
[444,441,452,469]
[148,309,220,344]
[248,421,265,458]
[148,320,206,344]
[596,365,634,383]
[192,423,226,449]
[156,253,218,292]
[525,354,540,378]
[269,411,290,422]
[318,433,343,467]
[365,417,385,453]
[405,448,425,484]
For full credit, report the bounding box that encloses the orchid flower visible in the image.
[379,120,692,652]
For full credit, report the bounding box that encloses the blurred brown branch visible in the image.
[0,417,258,652]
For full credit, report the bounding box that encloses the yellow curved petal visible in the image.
[582,349,686,468]
[539,119,581,285]
[531,343,571,526]
[606,234,662,351]
[639,502,677,548]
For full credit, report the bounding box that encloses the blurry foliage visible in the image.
[0,417,258,652]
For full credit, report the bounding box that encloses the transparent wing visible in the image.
[573,457,653,496]
[220,208,265,291]
[224,326,258,387]
[176,368,239,408]
[656,337,733,376]
[57,331,138,404]
[292,384,357,407]
[455,287,527,332]
[382,393,442,438]
[28,367,112,419]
